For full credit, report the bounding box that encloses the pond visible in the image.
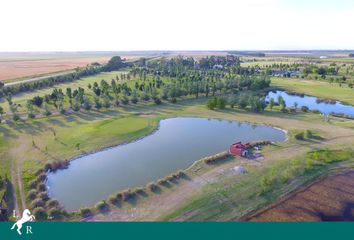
[266,90,354,117]
[47,117,286,211]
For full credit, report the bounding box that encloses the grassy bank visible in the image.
[271,77,354,105]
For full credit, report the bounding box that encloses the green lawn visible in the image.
[271,77,354,105]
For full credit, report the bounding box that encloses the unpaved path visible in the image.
[10,161,20,217]
[8,138,28,216]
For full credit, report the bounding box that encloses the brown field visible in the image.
[245,170,354,222]
[0,55,139,82]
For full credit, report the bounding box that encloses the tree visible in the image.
[32,96,44,107]
[43,103,52,116]
[66,88,73,108]
[83,96,92,111]
[0,106,4,123]
[206,98,217,109]
[216,97,226,109]
[269,98,275,110]
[26,101,36,119]
[94,97,102,109]
[277,96,286,111]
[104,56,126,71]
[33,207,47,221]
[131,89,139,104]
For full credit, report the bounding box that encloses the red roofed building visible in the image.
[229,142,248,157]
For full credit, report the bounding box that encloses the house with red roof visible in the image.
[229,142,248,157]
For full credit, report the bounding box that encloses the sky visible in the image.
[0,0,353,51]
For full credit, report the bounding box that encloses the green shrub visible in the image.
[37,173,47,182]
[108,195,118,205]
[116,192,123,201]
[28,179,38,189]
[48,207,62,220]
[27,190,37,200]
[304,130,313,139]
[147,183,159,192]
[38,192,49,201]
[33,207,47,221]
[79,208,92,218]
[37,183,46,192]
[294,132,304,140]
[46,199,59,208]
[95,201,109,213]
[31,198,45,208]
[307,149,352,163]
[121,190,134,201]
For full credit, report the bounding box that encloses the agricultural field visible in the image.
[246,170,354,221]
[0,53,142,83]
[0,52,354,222]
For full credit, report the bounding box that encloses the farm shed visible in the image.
[229,142,248,157]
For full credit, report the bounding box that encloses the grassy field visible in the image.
[1,90,354,221]
[271,77,354,105]
[1,54,354,221]
[0,71,130,113]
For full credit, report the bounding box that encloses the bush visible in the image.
[95,201,109,213]
[130,97,138,104]
[304,130,313,139]
[48,207,62,220]
[206,98,216,109]
[33,207,48,221]
[27,190,37,200]
[133,187,146,196]
[115,192,123,201]
[294,132,304,140]
[147,183,159,192]
[37,183,47,192]
[38,192,49,201]
[44,163,52,171]
[207,97,226,110]
[13,114,20,121]
[31,198,45,208]
[301,106,309,112]
[108,195,118,205]
[37,173,47,182]
[121,190,134,201]
[46,199,59,208]
[154,98,162,105]
[170,98,177,103]
[176,170,186,178]
[79,208,92,218]
[28,179,38,189]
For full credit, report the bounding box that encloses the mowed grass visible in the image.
[0,132,11,177]
[160,147,354,221]
[271,77,354,105]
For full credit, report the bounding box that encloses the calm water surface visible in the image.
[47,117,286,211]
[267,90,354,117]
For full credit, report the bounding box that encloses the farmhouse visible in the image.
[229,142,248,157]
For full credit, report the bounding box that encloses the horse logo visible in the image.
[11,209,35,235]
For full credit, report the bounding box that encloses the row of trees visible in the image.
[0,56,127,99]
[207,94,268,113]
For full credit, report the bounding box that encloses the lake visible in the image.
[47,117,286,211]
[266,90,354,117]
